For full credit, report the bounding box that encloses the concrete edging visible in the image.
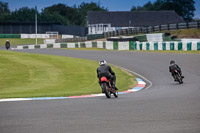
[14,41,200,51]
[0,78,146,102]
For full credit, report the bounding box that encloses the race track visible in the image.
[0,49,200,133]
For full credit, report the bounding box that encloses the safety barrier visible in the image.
[0,34,20,38]
[16,41,200,51]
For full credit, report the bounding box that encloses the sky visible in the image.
[2,0,200,18]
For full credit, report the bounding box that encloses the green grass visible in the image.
[0,50,137,98]
[169,29,200,38]
[0,38,44,46]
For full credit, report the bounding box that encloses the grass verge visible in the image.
[169,29,200,38]
[0,50,137,98]
[0,38,44,46]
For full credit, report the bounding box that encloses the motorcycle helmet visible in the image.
[99,60,107,65]
[170,60,175,65]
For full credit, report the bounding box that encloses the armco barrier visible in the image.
[16,41,200,51]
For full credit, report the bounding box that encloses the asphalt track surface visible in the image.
[1,48,200,133]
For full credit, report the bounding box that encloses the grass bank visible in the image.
[0,50,137,98]
[169,29,200,38]
[0,38,44,46]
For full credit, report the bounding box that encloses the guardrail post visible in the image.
[176,23,178,30]
[198,21,200,29]
[186,22,189,29]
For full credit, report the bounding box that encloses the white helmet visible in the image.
[99,60,107,65]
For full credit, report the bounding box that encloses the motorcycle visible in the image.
[100,76,118,98]
[173,69,183,84]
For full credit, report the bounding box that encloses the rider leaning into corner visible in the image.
[5,40,10,50]
[97,60,118,92]
[169,60,184,81]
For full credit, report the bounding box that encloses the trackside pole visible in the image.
[35,6,37,45]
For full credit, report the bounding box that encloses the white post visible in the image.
[35,6,38,45]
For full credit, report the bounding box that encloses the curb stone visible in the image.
[0,78,146,102]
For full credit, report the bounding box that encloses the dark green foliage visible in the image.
[131,0,196,22]
[78,2,107,26]
[42,4,80,25]
[0,1,10,21]
[0,1,107,26]
[10,7,35,21]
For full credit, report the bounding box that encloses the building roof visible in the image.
[87,11,184,27]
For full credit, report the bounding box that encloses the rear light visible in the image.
[101,77,108,82]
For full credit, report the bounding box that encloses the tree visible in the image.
[0,1,10,21]
[0,1,108,26]
[10,7,35,21]
[39,12,69,25]
[130,0,196,22]
[171,0,195,22]
[0,1,9,13]
[42,3,81,25]
[132,1,153,11]
[78,2,108,26]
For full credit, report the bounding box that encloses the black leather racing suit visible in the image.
[97,64,116,87]
[5,41,10,50]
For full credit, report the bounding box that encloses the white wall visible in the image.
[118,42,129,50]
[105,41,113,50]
[21,34,49,39]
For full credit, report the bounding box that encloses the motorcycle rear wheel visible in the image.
[103,82,111,98]
[175,73,183,84]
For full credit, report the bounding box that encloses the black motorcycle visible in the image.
[173,69,183,84]
[100,76,118,98]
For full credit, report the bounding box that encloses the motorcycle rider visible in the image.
[5,40,10,50]
[169,60,184,81]
[97,60,118,92]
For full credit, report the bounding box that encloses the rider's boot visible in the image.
[112,84,118,90]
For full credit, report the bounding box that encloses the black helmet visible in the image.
[170,60,175,65]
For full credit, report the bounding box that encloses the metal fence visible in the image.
[0,22,88,37]
[103,21,200,38]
